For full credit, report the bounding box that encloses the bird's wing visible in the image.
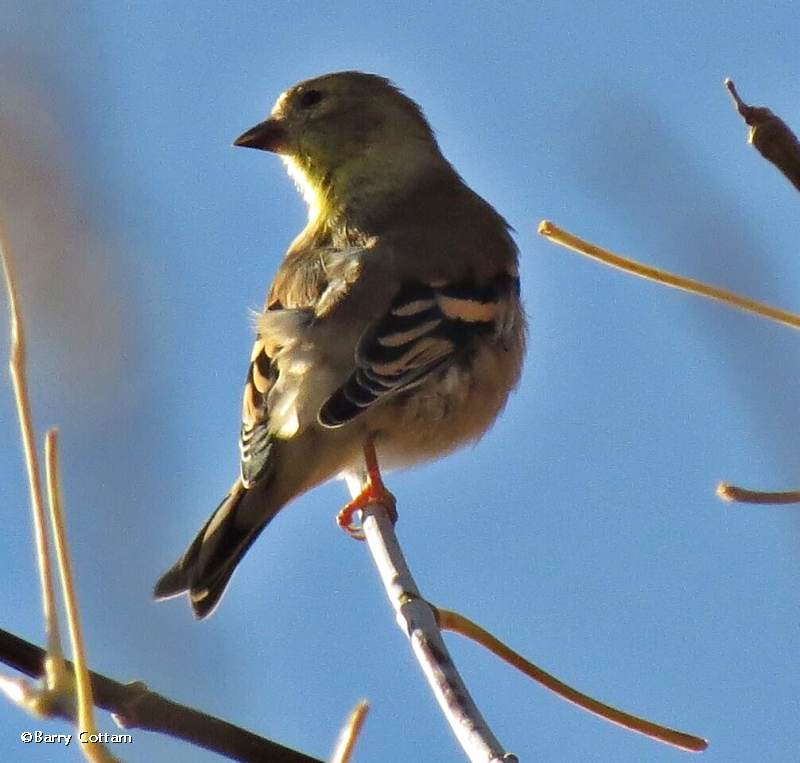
[238,245,363,487]
[239,312,312,486]
[318,271,519,428]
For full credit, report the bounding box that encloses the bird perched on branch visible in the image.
[154,71,526,618]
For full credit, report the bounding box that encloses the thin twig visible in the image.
[2,218,114,757]
[716,483,800,505]
[717,79,800,501]
[45,429,118,762]
[359,500,517,763]
[725,78,800,192]
[0,627,323,763]
[0,219,67,693]
[537,220,800,331]
[435,608,707,753]
[1,220,322,762]
[537,220,800,504]
[330,699,369,763]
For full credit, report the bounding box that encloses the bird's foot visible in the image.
[337,482,397,541]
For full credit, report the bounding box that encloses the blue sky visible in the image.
[2,2,800,761]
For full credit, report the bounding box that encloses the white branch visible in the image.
[360,502,518,763]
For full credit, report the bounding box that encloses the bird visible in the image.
[154,71,526,619]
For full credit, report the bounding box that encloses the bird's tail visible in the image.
[153,479,279,619]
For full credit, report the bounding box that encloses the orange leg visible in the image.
[337,436,397,540]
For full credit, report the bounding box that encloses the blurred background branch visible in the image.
[329,699,368,763]
[725,78,800,193]
[0,210,322,762]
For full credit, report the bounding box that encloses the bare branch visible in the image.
[1,216,322,761]
[45,429,118,762]
[0,627,323,763]
[537,221,800,506]
[0,218,67,692]
[716,483,800,505]
[360,501,518,763]
[725,78,800,192]
[330,699,369,763]
[435,608,707,753]
[537,220,800,331]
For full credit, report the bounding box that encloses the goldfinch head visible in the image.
[234,71,445,220]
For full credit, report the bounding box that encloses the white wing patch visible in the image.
[239,309,313,486]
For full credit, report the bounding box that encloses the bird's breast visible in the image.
[370,326,524,470]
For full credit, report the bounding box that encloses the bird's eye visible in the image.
[298,89,324,109]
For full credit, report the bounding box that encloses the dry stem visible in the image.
[330,699,369,763]
[435,608,707,753]
[538,219,800,504]
[0,219,67,693]
[537,220,800,331]
[1,218,323,762]
[716,483,800,505]
[45,430,117,762]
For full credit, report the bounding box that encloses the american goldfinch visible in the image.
[154,71,526,618]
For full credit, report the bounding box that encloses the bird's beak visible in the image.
[233,118,289,153]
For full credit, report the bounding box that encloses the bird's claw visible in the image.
[337,485,397,541]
